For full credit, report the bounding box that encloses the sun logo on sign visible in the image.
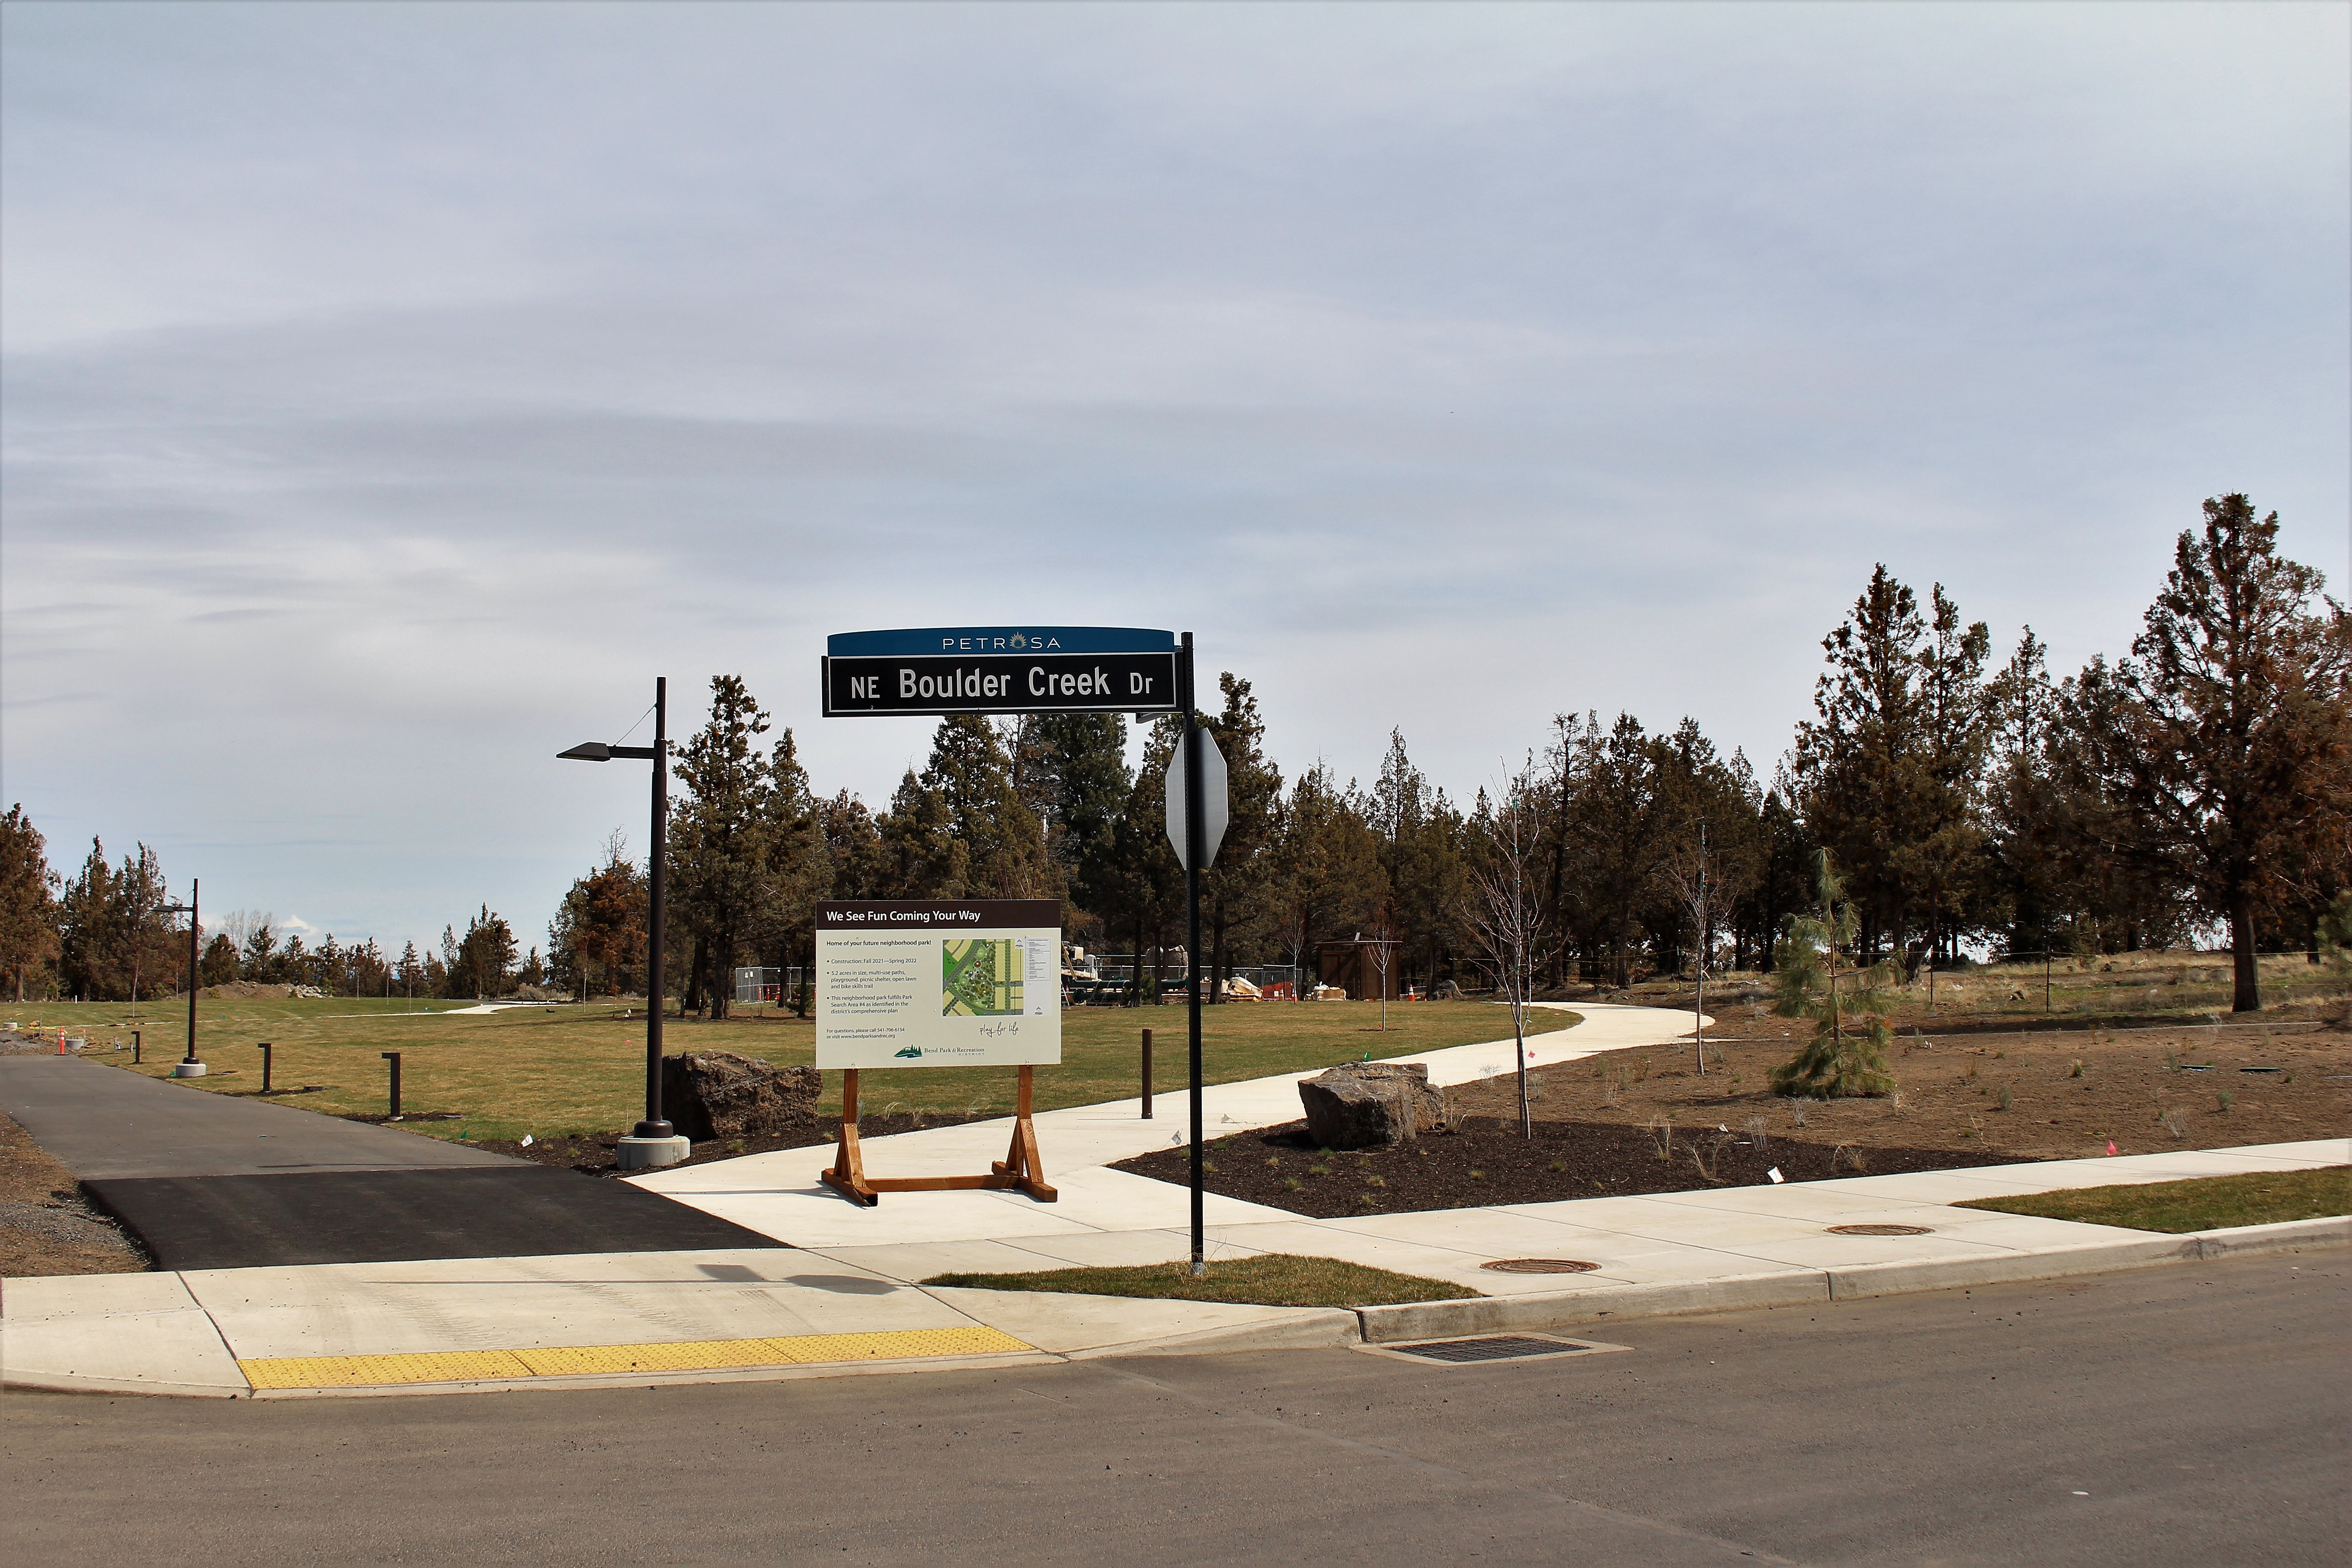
[1009,633,1028,649]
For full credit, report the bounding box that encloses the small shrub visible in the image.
[2217,1091,2234,1112]
[1283,1176,1304,1191]
[2069,1059,2085,1078]
[1360,1194,1380,1209]
[1547,1159,1566,1173]
[1997,1085,2014,1111]
[2161,1109,2186,1140]
[1307,1163,1331,1177]
[1264,1156,1281,1169]
[1468,1168,1487,1181]
[1364,1174,1386,1189]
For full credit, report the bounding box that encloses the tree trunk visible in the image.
[709,928,731,1020]
[2230,887,2261,1012]
[683,932,708,1014]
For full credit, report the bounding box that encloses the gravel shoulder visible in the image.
[0,1112,149,1276]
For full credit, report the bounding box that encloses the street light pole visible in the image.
[157,884,201,1076]
[559,678,686,1169]
[643,677,669,1142]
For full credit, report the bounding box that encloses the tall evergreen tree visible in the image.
[1200,674,1284,999]
[0,805,59,1003]
[2066,495,2352,1010]
[671,675,792,1017]
[1016,713,1132,937]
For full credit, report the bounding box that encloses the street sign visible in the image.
[822,626,1179,717]
[1165,729,1227,869]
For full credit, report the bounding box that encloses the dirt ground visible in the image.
[1113,1117,2036,1218]
[0,1113,149,1277]
[1446,1010,2352,1161]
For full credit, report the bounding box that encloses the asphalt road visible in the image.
[5,1255,2343,1567]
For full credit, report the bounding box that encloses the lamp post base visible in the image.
[616,1134,690,1171]
[170,1061,207,1078]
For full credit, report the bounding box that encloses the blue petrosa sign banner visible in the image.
[823,626,1180,717]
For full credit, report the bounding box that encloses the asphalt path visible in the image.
[0,1056,780,1267]
[5,1255,2342,1567]
[0,1055,513,1177]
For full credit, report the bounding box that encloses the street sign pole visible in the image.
[1180,632,1206,1276]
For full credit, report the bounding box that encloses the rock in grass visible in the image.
[1298,1062,1445,1150]
[659,1051,820,1142]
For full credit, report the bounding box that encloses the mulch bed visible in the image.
[470,1111,998,1176]
[1110,1117,2042,1219]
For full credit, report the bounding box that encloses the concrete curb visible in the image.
[2187,1214,2351,1258]
[0,1370,246,1400]
[1347,1218,2350,1345]
[1355,1272,1826,1343]
[1063,1307,1361,1360]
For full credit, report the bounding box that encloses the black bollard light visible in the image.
[382,1052,402,1118]
[132,1030,142,1065]
[257,1042,273,1093]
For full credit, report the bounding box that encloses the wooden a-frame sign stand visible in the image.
[820,1063,1057,1206]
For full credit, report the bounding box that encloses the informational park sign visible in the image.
[815,900,1062,1070]
[822,626,1179,717]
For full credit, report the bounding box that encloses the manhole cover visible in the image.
[1827,1223,1933,1236]
[1384,1336,1591,1364]
[1480,1258,1600,1274]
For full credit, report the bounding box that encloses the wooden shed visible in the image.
[1314,938,1401,1002]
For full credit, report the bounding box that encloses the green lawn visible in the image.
[925,1253,1479,1308]
[1954,1166,2350,1233]
[15,997,1573,1145]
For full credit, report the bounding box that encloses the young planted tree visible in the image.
[1654,827,1720,1074]
[1769,853,1897,1098]
[1463,760,1554,1136]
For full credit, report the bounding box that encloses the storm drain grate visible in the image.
[1383,1336,1592,1364]
[1480,1258,1600,1274]
[1826,1223,1933,1236]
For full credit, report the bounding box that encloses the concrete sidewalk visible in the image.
[6,1005,2343,1399]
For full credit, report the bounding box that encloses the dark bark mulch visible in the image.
[1110,1117,2044,1219]
[470,1111,999,1176]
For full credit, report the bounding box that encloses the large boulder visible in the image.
[659,1050,821,1142]
[1297,1062,1445,1151]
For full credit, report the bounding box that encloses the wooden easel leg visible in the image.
[820,1067,878,1205]
[990,1064,1058,1202]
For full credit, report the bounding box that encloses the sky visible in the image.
[3,2,2346,958]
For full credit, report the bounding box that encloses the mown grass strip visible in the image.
[46,995,1571,1144]
[925,1252,1479,1309]
[1953,1166,2349,1233]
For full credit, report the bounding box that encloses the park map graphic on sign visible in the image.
[942,939,1023,1017]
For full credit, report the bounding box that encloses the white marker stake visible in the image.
[1767,1166,1784,1184]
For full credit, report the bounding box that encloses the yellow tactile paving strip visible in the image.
[236,1326,1033,1390]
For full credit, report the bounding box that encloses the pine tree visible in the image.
[1769,853,1897,1098]
[2066,496,2352,1011]
[1200,674,1283,1000]
[671,676,789,1016]
[0,805,59,1003]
